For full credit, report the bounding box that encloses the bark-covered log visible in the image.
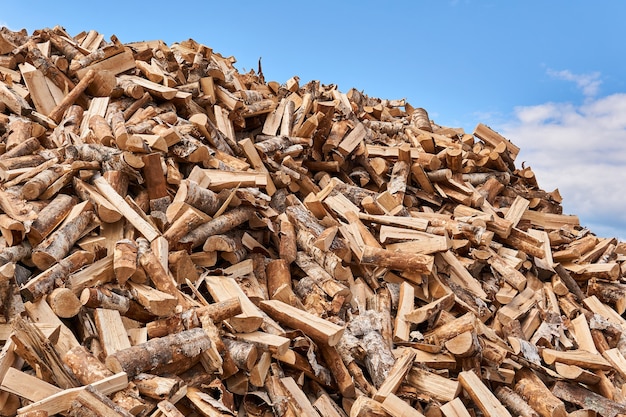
[105,328,213,378]
[31,210,95,270]
[1,24,625,417]
[179,206,254,248]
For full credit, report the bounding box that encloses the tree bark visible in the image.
[105,328,213,378]
[180,206,254,248]
[514,368,567,417]
[63,345,113,385]
[31,210,95,270]
[28,194,77,245]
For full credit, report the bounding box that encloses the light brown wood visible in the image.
[393,282,413,342]
[552,380,626,417]
[440,397,473,417]
[48,68,96,123]
[541,348,611,370]
[514,368,567,417]
[21,250,94,302]
[494,386,539,417]
[113,239,137,285]
[405,367,460,403]
[260,299,345,346]
[204,275,263,333]
[1,367,61,402]
[94,307,132,357]
[373,348,416,401]
[47,288,81,318]
[280,376,322,417]
[404,292,454,325]
[31,209,95,270]
[105,327,211,378]
[381,393,425,417]
[16,373,128,416]
[2,25,626,417]
[93,175,160,241]
[458,370,512,417]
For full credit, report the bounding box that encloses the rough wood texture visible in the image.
[0,24,623,417]
[105,327,213,378]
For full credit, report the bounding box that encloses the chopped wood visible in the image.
[260,299,344,346]
[514,367,567,417]
[0,24,622,417]
[458,370,512,417]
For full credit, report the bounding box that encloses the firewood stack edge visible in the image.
[0,25,624,417]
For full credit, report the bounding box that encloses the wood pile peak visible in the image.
[0,24,624,417]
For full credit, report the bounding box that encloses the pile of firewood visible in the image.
[0,24,625,417]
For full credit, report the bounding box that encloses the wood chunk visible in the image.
[382,393,425,417]
[601,348,626,380]
[441,397,473,417]
[458,370,512,417]
[473,123,520,160]
[445,331,480,358]
[494,386,539,417]
[373,348,416,401]
[541,348,611,370]
[552,381,626,417]
[204,275,264,333]
[497,287,538,325]
[47,288,81,318]
[393,282,413,342]
[15,373,128,416]
[1,367,61,403]
[279,376,321,417]
[93,175,160,241]
[260,299,344,346]
[514,368,567,417]
[360,246,433,274]
[405,367,460,403]
[94,308,132,357]
[554,362,601,384]
[105,328,212,378]
[21,250,94,302]
[31,209,95,270]
[126,281,178,317]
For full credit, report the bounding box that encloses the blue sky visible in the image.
[4,1,626,239]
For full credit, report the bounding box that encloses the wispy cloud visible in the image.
[547,69,602,98]
[499,93,626,241]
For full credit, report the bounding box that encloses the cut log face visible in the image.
[0,24,624,417]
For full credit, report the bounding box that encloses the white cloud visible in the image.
[547,69,602,97]
[499,93,626,241]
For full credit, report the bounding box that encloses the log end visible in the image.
[105,355,125,375]
[31,250,57,271]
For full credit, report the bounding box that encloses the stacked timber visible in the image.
[0,24,624,417]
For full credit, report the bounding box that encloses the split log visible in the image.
[179,206,254,248]
[260,299,344,346]
[48,69,96,123]
[105,327,213,378]
[495,386,539,417]
[31,210,95,270]
[133,373,182,400]
[458,370,512,417]
[27,194,77,245]
[405,367,460,403]
[21,250,94,302]
[514,368,567,417]
[551,380,626,417]
[113,239,137,285]
[62,345,113,384]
